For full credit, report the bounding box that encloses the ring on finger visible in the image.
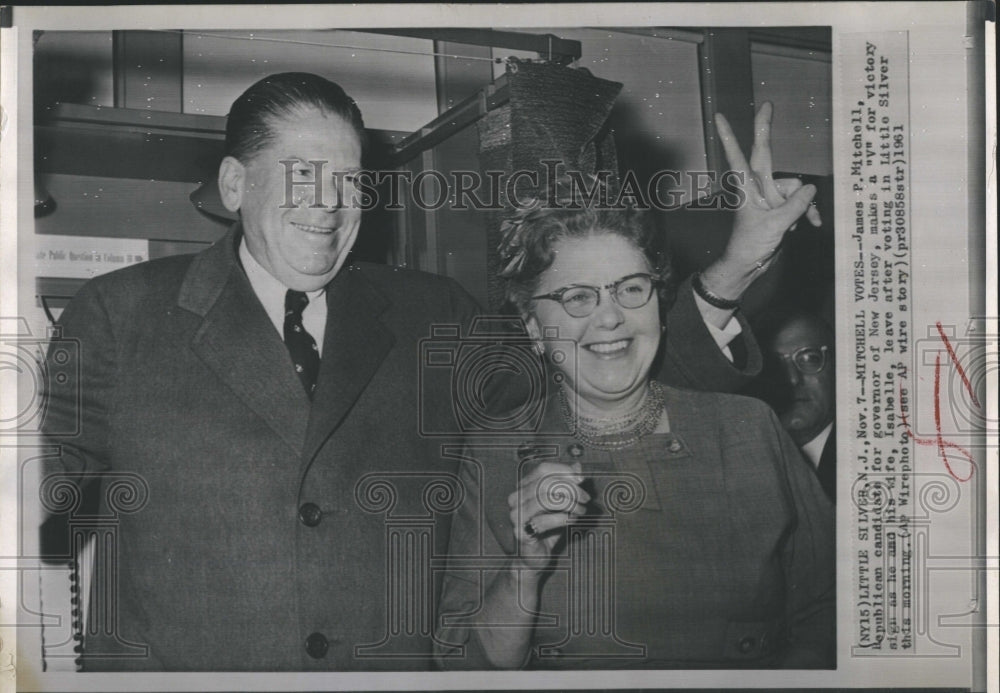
[524,520,537,538]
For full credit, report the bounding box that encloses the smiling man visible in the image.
[41,72,810,672]
[40,73,484,672]
[218,80,364,292]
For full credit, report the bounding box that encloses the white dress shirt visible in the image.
[693,293,743,360]
[239,240,327,356]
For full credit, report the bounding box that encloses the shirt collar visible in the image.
[239,239,325,301]
[238,239,325,337]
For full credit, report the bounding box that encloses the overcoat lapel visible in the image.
[177,227,310,454]
[302,266,395,464]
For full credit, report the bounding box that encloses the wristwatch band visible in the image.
[692,272,742,310]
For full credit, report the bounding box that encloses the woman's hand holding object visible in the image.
[508,461,589,571]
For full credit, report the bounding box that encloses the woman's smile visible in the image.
[526,234,662,412]
[582,337,632,357]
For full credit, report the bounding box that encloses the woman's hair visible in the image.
[499,176,675,317]
[224,72,367,162]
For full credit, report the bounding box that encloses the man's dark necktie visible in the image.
[284,289,320,398]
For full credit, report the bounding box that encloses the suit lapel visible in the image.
[177,226,310,454]
[302,266,395,463]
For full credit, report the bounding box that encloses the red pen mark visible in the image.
[934,322,981,407]
[899,322,978,482]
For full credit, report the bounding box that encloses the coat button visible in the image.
[667,439,683,453]
[568,443,585,458]
[738,636,756,653]
[305,632,329,659]
[299,503,322,527]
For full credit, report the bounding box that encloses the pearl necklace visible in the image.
[558,381,665,451]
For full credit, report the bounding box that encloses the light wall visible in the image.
[34,29,439,132]
[752,46,833,176]
[180,30,438,132]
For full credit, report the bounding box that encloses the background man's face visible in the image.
[770,316,835,445]
[236,106,363,291]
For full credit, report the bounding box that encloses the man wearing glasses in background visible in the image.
[766,311,837,503]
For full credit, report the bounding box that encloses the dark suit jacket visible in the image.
[41,225,762,671]
[815,425,836,503]
[437,388,835,669]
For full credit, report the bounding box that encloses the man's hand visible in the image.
[701,102,821,306]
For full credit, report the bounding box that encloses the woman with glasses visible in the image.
[435,172,834,670]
